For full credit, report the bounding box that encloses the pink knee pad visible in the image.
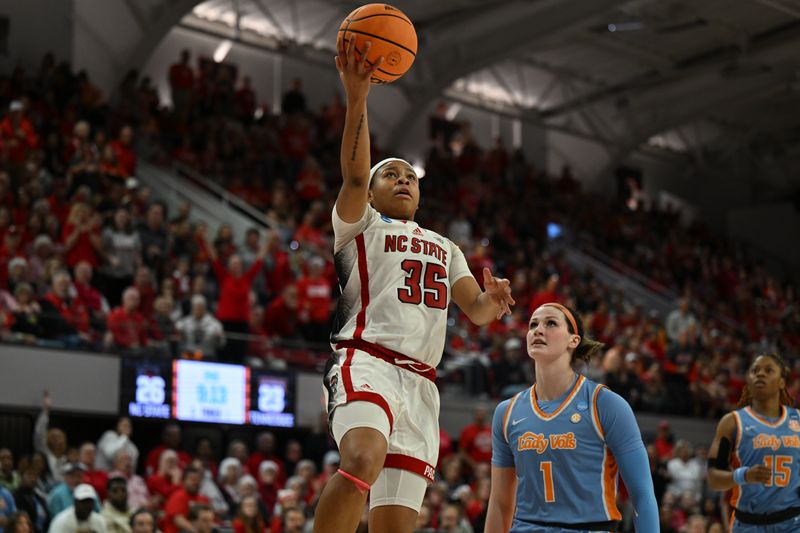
[337,468,371,494]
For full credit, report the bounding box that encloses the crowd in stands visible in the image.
[0,47,797,421]
[0,394,734,533]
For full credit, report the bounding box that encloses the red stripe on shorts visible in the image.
[341,348,394,432]
[354,233,369,339]
[384,453,436,482]
[336,339,436,382]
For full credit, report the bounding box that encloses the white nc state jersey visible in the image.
[331,204,473,367]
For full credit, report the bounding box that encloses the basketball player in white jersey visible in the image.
[312,40,515,533]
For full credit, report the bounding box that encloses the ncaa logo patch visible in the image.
[577,401,588,411]
[380,214,393,223]
[570,413,581,423]
[789,419,800,432]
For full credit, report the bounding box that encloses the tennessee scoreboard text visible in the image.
[120,358,296,428]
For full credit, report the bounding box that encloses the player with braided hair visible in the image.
[708,353,800,531]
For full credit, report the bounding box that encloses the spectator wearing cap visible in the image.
[162,467,209,533]
[101,477,131,533]
[108,450,149,513]
[105,288,152,355]
[199,230,266,363]
[0,100,39,169]
[96,418,139,474]
[295,256,332,343]
[101,207,141,308]
[77,444,108,502]
[47,484,106,533]
[46,463,93,519]
[654,421,674,460]
[40,270,91,346]
[175,295,225,358]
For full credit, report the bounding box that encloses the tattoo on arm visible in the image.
[351,113,365,161]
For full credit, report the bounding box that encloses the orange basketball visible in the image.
[336,3,417,84]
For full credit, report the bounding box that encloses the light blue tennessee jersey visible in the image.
[730,405,800,515]
[492,375,623,530]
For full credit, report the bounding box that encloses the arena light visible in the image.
[445,103,462,121]
[213,39,233,63]
[412,161,426,179]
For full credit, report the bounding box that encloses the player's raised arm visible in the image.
[452,267,515,326]
[335,38,384,223]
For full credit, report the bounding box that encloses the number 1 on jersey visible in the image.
[540,461,555,503]
[397,260,447,310]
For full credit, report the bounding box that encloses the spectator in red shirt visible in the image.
[458,406,493,468]
[201,233,265,363]
[40,270,92,346]
[263,230,292,301]
[73,261,108,329]
[0,100,39,167]
[232,494,266,533]
[133,266,157,319]
[77,442,108,501]
[247,432,286,486]
[169,50,194,119]
[234,77,256,123]
[654,421,675,460]
[110,125,136,177]
[296,257,332,343]
[528,273,561,314]
[104,287,151,354]
[145,424,192,477]
[264,285,301,339]
[146,449,183,503]
[62,203,102,269]
[162,467,209,533]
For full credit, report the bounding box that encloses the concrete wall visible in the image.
[0,0,73,73]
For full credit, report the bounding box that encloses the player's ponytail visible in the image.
[736,352,795,408]
[541,303,605,367]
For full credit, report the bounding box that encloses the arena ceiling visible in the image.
[124,0,800,164]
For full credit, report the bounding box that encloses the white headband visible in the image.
[368,158,419,186]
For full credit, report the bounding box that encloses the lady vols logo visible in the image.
[789,419,800,432]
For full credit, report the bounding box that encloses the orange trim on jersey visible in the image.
[502,391,524,443]
[602,447,622,520]
[745,405,787,428]
[591,384,607,440]
[353,234,369,339]
[730,411,742,509]
[530,375,585,420]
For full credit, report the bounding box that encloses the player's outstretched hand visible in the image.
[335,37,384,101]
[483,267,515,320]
[745,464,771,485]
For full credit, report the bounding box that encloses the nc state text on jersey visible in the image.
[384,234,448,265]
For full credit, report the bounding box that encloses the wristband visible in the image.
[733,466,749,485]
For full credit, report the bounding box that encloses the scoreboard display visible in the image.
[120,358,296,428]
